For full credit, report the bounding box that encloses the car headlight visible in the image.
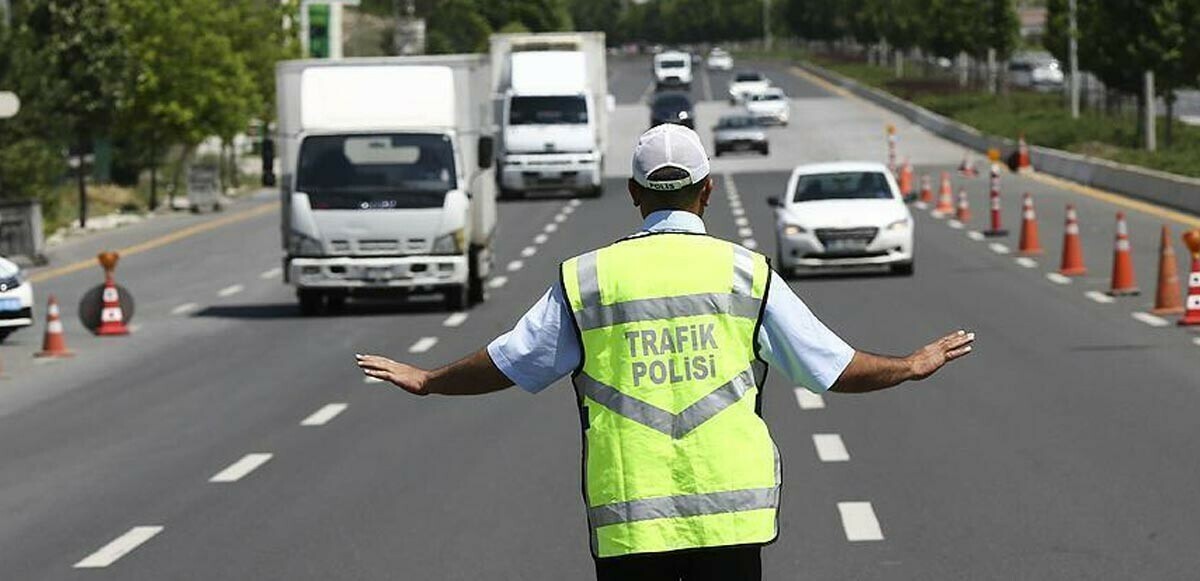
[886,218,911,231]
[783,224,807,236]
[432,229,465,255]
[289,231,324,256]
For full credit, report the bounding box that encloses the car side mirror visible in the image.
[767,196,781,207]
[478,136,494,170]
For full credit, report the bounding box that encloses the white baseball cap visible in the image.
[632,124,711,191]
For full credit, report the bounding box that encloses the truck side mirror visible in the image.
[478,136,494,170]
[767,196,781,207]
[261,138,276,187]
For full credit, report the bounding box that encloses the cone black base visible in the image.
[1107,288,1141,297]
[983,229,1009,237]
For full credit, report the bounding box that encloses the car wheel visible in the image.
[0,328,14,343]
[892,261,915,276]
[325,293,347,314]
[760,144,770,156]
[298,290,323,316]
[445,284,469,312]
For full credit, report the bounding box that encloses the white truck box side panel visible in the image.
[301,66,455,131]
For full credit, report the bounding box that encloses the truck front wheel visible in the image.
[445,284,470,312]
[298,289,324,316]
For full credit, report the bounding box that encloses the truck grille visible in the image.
[358,239,402,253]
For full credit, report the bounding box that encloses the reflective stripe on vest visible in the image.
[563,233,779,559]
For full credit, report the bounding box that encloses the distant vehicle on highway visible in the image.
[653,51,693,90]
[769,162,914,276]
[1009,52,1065,91]
[712,114,768,157]
[744,87,790,126]
[0,256,33,341]
[649,91,695,129]
[728,70,770,104]
[706,48,733,71]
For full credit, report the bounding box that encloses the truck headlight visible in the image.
[432,229,465,255]
[289,231,324,256]
[783,224,807,236]
[886,219,911,231]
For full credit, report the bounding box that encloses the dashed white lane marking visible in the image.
[947,220,964,229]
[741,238,759,250]
[967,231,986,241]
[363,376,384,384]
[569,199,582,208]
[171,302,199,316]
[554,213,568,223]
[988,243,1010,255]
[794,388,826,410]
[488,275,509,289]
[301,403,348,426]
[1132,312,1170,327]
[1085,291,1115,304]
[521,246,538,258]
[731,207,745,217]
[260,267,282,279]
[217,284,244,297]
[408,337,438,353]
[534,234,549,244]
[1193,337,1200,347]
[738,227,754,238]
[74,526,164,568]
[1015,257,1038,268]
[507,260,524,272]
[544,223,558,233]
[735,217,749,227]
[1046,272,1072,285]
[914,201,929,210]
[443,312,469,327]
[838,502,884,541]
[562,205,575,215]
[209,453,273,483]
[812,434,850,462]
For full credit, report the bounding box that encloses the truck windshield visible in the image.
[296,133,457,210]
[509,96,588,125]
[659,59,687,69]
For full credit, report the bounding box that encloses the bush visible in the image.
[0,138,67,202]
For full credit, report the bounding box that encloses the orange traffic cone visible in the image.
[919,175,933,204]
[955,188,972,223]
[1108,212,1139,296]
[899,159,914,200]
[1016,133,1033,173]
[983,165,1008,237]
[1059,204,1087,276]
[97,274,130,335]
[958,152,978,177]
[934,172,955,215]
[1017,193,1043,255]
[1150,225,1184,315]
[1179,229,1200,326]
[35,295,73,358]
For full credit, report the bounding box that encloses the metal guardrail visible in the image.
[795,60,1200,217]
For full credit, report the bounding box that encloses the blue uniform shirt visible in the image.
[487,210,856,394]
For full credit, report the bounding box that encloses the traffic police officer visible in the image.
[357,124,975,580]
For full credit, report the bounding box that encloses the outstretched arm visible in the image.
[355,349,515,396]
[830,330,975,394]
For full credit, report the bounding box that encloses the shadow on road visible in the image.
[194,299,450,320]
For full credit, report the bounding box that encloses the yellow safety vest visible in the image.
[561,232,780,559]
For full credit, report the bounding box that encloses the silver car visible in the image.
[712,115,768,157]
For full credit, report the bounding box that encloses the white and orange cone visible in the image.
[1107,212,1139,296]
[1017,193,1043,255]
[1059,204,1087,276]
[35,295,73,358]
[934,172,955,215]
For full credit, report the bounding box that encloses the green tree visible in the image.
[426,0,492,54]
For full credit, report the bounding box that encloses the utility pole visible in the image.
[762,0,771,52]
[1068,0,1080,119]
[1144,70,1157,152]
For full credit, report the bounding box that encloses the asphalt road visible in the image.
[1,55,1199,579]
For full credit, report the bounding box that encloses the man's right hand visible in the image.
[356,354,431,396]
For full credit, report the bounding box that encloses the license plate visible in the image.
[364,267,392,281]
[825,239,867,253]
[0,298,20,312]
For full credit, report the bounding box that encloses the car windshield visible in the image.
[659,59,687,69]
[718,116,758,128]
[792,172,893,202]
[297,133,457,210]
[509,96,588,125]
[753,93,783,101]
[735,73,764,82]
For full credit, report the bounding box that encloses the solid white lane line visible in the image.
[259,267,282,279]
[534,233,549,244]
[74,526,164,568]
[301,403,348,426]
[409,337,438,353]
[812,434,850,462]
[1085,291,1115,304]
[735,217,749,227]
[794,388,825,410]
[209,453,273,483]
[544,223,558,233]
[967,231,986,241]
[947,220,964,229]
[1015,257,1038,268]
[741,239,759,250]
[838,502,884,541]
[507,260,524,272]
[738,227,754,238]
[1132,312,1170,327]
[521,246,538,258]
[488,275,509,289]
[171,302,199,316]
[988,243,1010,255]
[1046,272,1072,285]
[217,284,244,297]
[443,312,469,327]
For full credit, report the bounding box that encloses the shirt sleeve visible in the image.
[487,283,581,394]
[757,271,856,393]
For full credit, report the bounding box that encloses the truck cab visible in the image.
[654,51,693,90]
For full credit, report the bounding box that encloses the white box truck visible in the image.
[490,32,610,198]
[275,55,497,314]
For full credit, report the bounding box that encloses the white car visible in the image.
[769,162,914,276]
[706,49,733,71]
[744,88,790,125]
[654,51,693,90]
[0,256,34,341]
[728,70,770,104]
